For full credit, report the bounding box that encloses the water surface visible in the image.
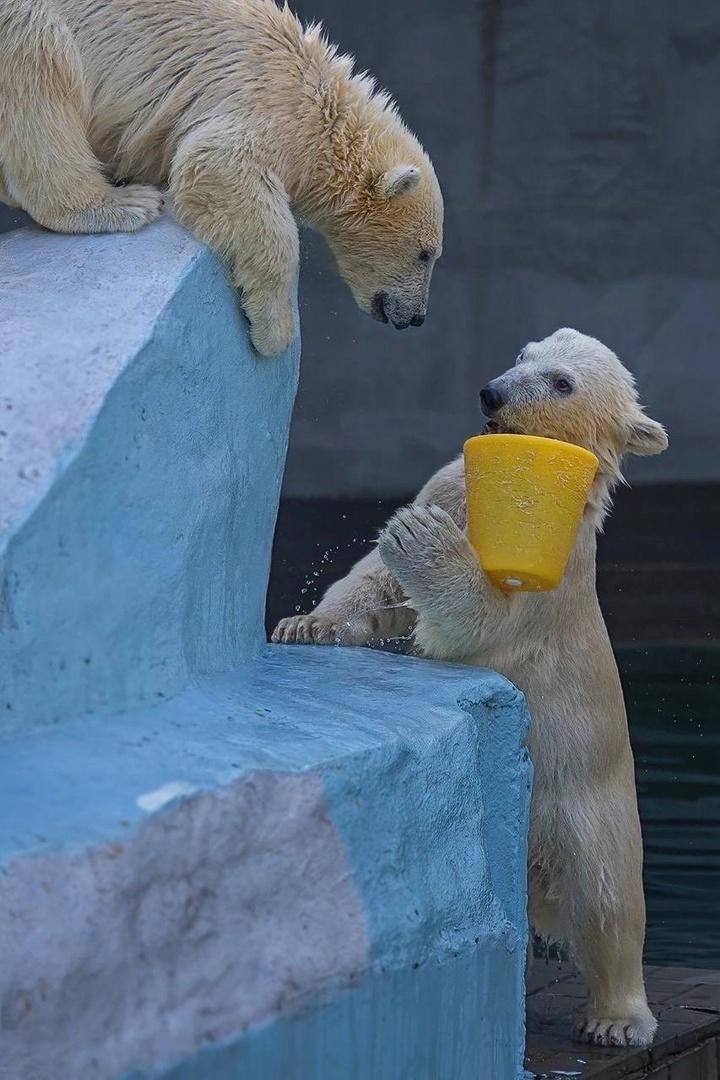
[625,650,720,967]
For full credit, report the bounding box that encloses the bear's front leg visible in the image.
[378,505,502,660]
[170,123,298,358]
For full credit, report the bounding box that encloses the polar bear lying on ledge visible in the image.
[274,328,668,1047]
[0,0,442,357]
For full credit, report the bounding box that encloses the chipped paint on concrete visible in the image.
[0,770,369,1080]
[0,648,531,1080]
[136,781,198,812]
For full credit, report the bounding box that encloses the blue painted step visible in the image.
[0,646,531,1080]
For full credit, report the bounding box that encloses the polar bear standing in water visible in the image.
[0,0,442,356]
[275,328,668,1047]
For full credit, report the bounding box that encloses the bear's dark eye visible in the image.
[418,249,432,263]
[554,376,573,395]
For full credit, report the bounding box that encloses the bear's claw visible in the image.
[378,504,465,573]
[575,1011,657,1047]
[271,615,339,645]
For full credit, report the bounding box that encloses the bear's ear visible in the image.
[626,412,668,456]
[379,165,421,199]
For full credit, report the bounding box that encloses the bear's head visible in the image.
[321,156,443,332]
[479,328,668,477]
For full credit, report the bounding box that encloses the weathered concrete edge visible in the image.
[0,218,204,553]
[0,222,301,732]
[131,668,532,1080]
[0,650,532,1080]
[0,769,370,1080]
[324,668,532,974]
[125,672,533,1080]
[459,676,533,936]
[126,943,527,1080]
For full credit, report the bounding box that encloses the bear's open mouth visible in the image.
[483,419,523,435]
[483,420,570,445]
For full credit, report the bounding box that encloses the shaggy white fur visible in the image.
[0,0,443,355]
[275,328,668,1047]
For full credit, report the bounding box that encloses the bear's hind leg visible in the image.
[572,917,656,1047]
[554,793,656,1047]
[0,5,162,234]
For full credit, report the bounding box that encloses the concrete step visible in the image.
[0,645,532,1080]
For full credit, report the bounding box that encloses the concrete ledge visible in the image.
[0,218,532,1079]
[0,646,531,1080]
[0,218,300,732]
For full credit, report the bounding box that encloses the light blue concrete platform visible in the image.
[0,216,299,733]
[0,215,532,1079]
[0,646,531,1080]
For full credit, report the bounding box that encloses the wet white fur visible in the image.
[274,328,668,1047]
[0,0,442,356]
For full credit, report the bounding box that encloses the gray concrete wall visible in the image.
[286,0,720,495]
[3,2,718,496]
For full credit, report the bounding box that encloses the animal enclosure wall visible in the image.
[0,218,532,1079]
[285,0,720,495]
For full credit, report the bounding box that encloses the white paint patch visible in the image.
[503,577,523,588]
[136,781,198,812]
[0,770,369,1080]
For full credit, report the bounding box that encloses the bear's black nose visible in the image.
[480,383,504,416]
[410,313,425,327]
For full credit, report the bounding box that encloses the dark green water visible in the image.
[623,650,720,968]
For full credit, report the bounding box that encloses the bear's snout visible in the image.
[371,291,426,330]
[480,382,505,416]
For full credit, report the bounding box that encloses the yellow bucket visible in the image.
[463,434,599,592]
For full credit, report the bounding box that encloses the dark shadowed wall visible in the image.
[285,0,720,496]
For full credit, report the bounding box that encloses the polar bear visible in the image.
[0,0,443,356]
[274,328,668,1047]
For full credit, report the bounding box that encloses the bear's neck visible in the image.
[584,470,620,535]
[253,27,406,222]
